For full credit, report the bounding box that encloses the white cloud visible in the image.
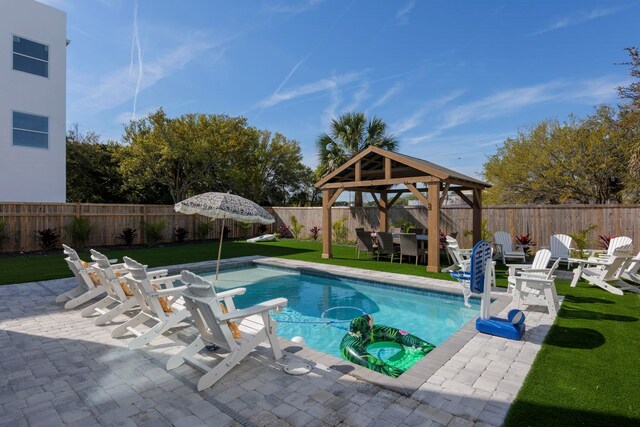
[73,36,220,113]
[321,86,343,128]
[407,131,514,146]
[440,76,625,130]
[342,81,371,113]
[532,7,622,36]
[115,106,159,125]
[266,0,325,15]
[257,72,362,108]
[263,54,311,109]
[37,0,69,8]
[390,90,465,135]
[396,0,416,25]
[370,82,404,110]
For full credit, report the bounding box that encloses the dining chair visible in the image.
[356,230,378,259]
[399,233,427,265]
[377,232,399,262]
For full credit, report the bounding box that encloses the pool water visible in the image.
[200,266,479,359]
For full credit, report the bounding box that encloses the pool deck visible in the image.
[0,256,560,427]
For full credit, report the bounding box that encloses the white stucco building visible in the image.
[0,0,67,202]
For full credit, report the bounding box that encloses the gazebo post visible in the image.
[379,191,388,232]
[427,181,441,272]
[472,189,482,244]
[322,189,332,259]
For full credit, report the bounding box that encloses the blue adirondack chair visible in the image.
[451,240,525,340]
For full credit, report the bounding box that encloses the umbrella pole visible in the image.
[215,217,225,281]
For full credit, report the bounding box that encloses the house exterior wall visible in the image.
[0,0,67,202]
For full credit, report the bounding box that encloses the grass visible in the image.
[0,240,511,287]
[2,240,639,425]
[504,280,640,426]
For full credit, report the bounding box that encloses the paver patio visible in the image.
[0,259,559,426]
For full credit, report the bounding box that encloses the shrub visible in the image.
[0,218,7,249]
[569,224,598,258]
[117,227,138,245]
[141,219,166,245]
[258,224,268,235]
[65,217,92,247]
[238,222,251,239]
[392,218,414,233]
[332,216,348,243]
[290,215,304,239]
[309,226,321,241]
[598,234,617,250]
[439,231,447,250]
[37,228,60,252]
[464,219,493,241]
[195,221,213,240]
[278,223,291,238]
[174,227,189,242]
[514,233,535,255]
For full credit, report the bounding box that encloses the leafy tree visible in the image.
[483,106,630,204]
[618,47,640,108]
[118,108,316,206]
[66,125,126,203]
[225,130,316,206]
[617,47,640,199]
[119,109,249,203]
[315,112,398,206]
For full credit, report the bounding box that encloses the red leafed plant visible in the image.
[439,231,447,250]
[278,224,291,238]
[598,235,617,249]
[514,233,535,255]
[309,226,321,241]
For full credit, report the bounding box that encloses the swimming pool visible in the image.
[199,265,479,360]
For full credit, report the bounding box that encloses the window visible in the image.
[13,111,49,149]
[13,36,49,78]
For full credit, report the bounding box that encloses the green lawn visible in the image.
[1,240,638,425]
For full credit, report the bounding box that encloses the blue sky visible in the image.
[44,0,638,179]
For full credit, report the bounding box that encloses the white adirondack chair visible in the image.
[442,236,472,273]
[493,231,526,264]
[55,244,107,309]
[83,250,170,325]
[620,252,640,294]
[80,250,130,322]
[166,271,288,391]
[512,259,561,315]
[507,249,552,293]
[590,236,633,263]
[571,247,635,295]
[111,257,190,350]
[547,234,574,269]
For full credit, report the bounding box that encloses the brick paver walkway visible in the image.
[0,261,558,427]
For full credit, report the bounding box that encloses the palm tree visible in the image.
[316,112,398,206]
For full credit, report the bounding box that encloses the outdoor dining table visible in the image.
[371,232,428,246]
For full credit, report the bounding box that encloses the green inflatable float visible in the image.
[339,314,436,378]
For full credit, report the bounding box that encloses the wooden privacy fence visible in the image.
[0,203,269,253]
[1,202,639,253]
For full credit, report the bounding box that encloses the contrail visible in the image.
[266,53,310,106]
[131,1,143,121]
[262,0,357,110]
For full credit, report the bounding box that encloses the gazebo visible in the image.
[314,146,491,272]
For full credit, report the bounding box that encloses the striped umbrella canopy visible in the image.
[175,192,274,280]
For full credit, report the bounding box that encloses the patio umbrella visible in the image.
[174,192,274,280]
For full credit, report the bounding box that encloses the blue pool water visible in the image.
[200,266,479,359]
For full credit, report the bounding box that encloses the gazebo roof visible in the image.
[314,146,491,191]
